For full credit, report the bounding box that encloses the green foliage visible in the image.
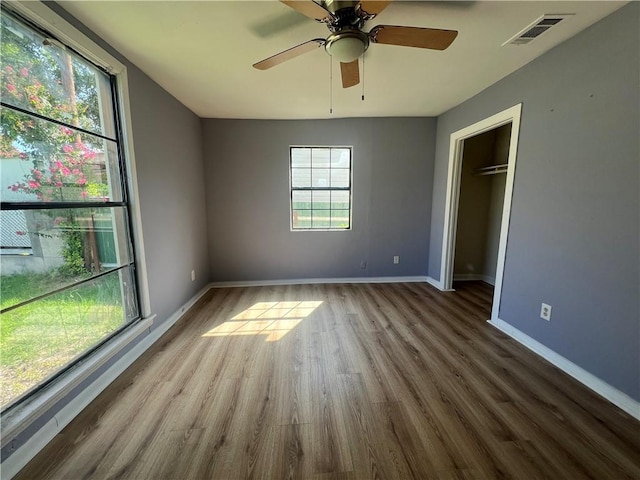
[0,13,101,140]
[0,272,123,407]
[0,270,68,311]
[86,182,109,198]
[58,227,88,277]
[1,11,107,202]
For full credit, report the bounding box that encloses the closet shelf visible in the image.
[474,163,508,176]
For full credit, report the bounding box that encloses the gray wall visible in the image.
[429,3,639,400]
[203,118,435,282]
[126,67,210,322]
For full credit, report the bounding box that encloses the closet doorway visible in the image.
[440,104,522,321]
[454,123,511,285]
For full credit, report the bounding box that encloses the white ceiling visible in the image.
[60,1,626,119]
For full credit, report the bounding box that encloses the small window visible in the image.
[290,147,352,230]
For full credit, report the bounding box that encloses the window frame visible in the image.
[289,145,353,232]
[0,0,152,441]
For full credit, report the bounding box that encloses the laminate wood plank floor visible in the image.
[15,282,640,479]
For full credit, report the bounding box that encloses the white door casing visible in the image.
[440,103,522,321]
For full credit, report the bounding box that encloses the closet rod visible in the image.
[474,163,508,176]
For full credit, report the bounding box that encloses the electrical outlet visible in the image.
[393,256,400,264]
[191,270,195,282]
[540,303,552,321]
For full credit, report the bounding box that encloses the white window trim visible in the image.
[289,145,354,232]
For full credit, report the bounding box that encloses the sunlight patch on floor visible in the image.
[202,301,322,342]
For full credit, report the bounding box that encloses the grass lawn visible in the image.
[1,271,124,408]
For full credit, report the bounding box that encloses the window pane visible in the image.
[311,210,331,228]
[1,110,123,202]
[291,148,310,168]
[292,190,311,209]
[331,168,350,188]
[291,210,311,229]
[0,13,115,139]
[312,168,330,188]
[0,207,133,310]
[312,190,330,209]
[0,210,32,253]
[119,265,139,322]
[331,210,350,229]
[312,148,330,168]
[291,168,311,188]
[330,148,350,168]
[0,267,137,408]
[331,191,350,210]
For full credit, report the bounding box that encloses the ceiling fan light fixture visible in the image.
[325,31,369,62]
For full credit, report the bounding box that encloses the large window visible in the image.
[0,8,139,410]
[290,146,352,230]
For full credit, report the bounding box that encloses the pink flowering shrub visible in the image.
[7,127,101,201]
[2,62,106,202]
[2,17,116,279]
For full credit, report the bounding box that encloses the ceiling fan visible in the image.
[253,0,458,89]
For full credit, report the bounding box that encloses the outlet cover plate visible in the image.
[540,303,552,321]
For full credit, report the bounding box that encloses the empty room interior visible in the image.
[0,1,638,479]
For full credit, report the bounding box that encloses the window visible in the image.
[290,146,352,230]
[0,8,140,410]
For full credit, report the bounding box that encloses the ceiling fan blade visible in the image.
[253,39,325,70]
[280,1,333,21]
[358,1,393,17]
[369,25,458,50]
[340,60,360,88]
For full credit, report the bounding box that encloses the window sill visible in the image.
[0,315,154,448]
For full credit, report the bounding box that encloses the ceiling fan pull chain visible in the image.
[362,53,365,101]
[330,56,333,114]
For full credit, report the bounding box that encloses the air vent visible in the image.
[503,14,574,46]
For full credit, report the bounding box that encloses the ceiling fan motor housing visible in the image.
[324,0,367,32]
[325,29,369,62]
[324,0,359,14]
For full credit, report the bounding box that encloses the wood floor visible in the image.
[15,282,640,479]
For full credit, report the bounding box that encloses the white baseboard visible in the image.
[488,317,640,420]
[426,276,455,291]
[210,276,430,288]
[453,273,496,285]
[1,285,212,480]
[453,273,482,281]
[426,276,444,290]
[146,285,212,341]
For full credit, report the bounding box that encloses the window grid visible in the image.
[290,147,352,230]
[0,7,140,411]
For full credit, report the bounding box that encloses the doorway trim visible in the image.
[440,103,522,321]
